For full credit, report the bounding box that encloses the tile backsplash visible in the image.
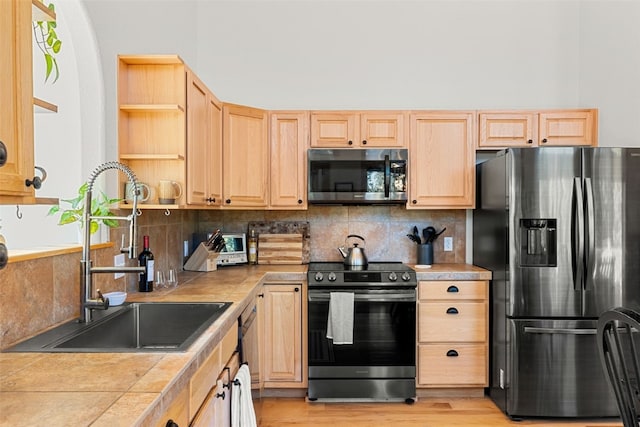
[0,205,465,349]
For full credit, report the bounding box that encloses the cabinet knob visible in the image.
[412,200,417,204]
[225,199,231,204]
[362,140,367,145]
[258,293,264,298]
[165,420,179,427]
[527,139,533,144]
[541,138,548,143]
[0,242,8,270]
[206,197,216,203]
[25,166,47,189]
[446,349,459,357]
[446,307,459,314]
[0,141,6,167]
[294,287,300,292]
[297,199,303,204]
[348,140,353,145]
[215,391,226,399]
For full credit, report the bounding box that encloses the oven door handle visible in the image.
[308,291,415,302]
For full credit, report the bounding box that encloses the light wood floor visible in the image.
[258,397,622,427]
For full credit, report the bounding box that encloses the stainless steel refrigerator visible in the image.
[474,147,640,419]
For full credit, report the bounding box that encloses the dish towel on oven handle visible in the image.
[326,292,355,345]
[231,363,257,427]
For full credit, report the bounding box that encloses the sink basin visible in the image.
[4,302,232,353]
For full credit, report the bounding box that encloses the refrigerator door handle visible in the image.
[524,326,597,335]
[584,177,595,290]
[572,177,585,290]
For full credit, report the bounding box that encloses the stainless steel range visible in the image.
[307,262,417,402]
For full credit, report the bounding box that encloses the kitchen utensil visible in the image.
[423,226,436,244]
[406,233,421,244]
[158,180,183,204]
[337,234,368,266]
[412,226,422,243]
[433,227,447,241]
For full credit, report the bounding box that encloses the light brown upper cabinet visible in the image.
[186,71,222,207]
[408,111,476,209]
[269,111,308,209]
[222,103,269,208]
[117,55,188,208]
[0,0,37,203]
[310,111,407,148]
[478,109,598,149]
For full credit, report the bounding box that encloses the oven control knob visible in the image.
[401,272,412,282]
[328,272,337,282]
[388,272,398,282]
[314,272,324,282]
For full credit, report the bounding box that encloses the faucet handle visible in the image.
[96,289,110,310]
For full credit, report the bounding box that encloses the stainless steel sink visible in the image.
[4,302,232,353]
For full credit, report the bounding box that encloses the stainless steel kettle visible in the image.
[337,234,368,266]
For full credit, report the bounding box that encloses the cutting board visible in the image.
[258,233,303,264]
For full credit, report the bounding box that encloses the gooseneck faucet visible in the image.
[80,161,145,323]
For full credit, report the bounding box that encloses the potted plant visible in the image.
[47,182,121,234]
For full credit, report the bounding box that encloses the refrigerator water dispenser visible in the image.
[520,219,557,267]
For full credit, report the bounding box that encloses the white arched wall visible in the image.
[0,0,105,249]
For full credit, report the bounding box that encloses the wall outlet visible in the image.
[444,236,453,252]
[114,254,125,279]
[184,240,189,257]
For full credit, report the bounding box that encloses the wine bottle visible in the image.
[138,235,155,292]
[248,229,258,265]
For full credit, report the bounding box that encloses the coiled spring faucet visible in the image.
[80,161,145,323]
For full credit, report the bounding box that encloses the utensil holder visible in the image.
[417,243,434,265]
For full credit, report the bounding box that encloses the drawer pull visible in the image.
[446,349,459,357]
[446,285,459,293]
[446,307,459,314]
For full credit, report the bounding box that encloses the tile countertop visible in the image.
[0,263,490,426]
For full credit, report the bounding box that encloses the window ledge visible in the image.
[8,242,114,263]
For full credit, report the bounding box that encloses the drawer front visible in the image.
[419,280,487,301]
[418,302,486,342]
[418,344,487,386]
[221,323,239,365]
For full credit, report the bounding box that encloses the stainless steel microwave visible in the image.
[308,148,408,205]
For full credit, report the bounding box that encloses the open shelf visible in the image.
[120,104,184,113]
[33,97,58,113]
[32,0,56,21]
[119,203,181,210]
[119,154,185,161]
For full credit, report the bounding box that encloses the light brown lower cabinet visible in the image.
[417,280,488,388]
[158,323,239,426]
[261,283,307,388]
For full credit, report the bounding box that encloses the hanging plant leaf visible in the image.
[44,53,54,82]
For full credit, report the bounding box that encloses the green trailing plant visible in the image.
[33,2,62,83]
[47,183,121,234]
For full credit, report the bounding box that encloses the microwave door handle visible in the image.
[384,155,390,198]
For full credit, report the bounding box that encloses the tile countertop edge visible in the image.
[94,267,308,426]
[410,263,493,281]
[1,264,488,426]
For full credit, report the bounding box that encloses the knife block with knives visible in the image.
[184,230,225,271]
